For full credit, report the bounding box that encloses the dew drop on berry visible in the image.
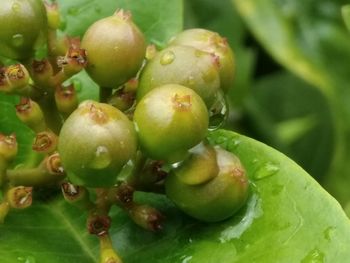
[160,51,175,65]
[12,34,24,47]
[90,145,111,169]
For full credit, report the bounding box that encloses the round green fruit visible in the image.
[137,45,220,107]
[174,142,218,185]
[165,146,249,222]
[0,0,47,60]
[169,28,235,93]
[134,84,209,163]
[58,100,137,187]
[81,9,146,88]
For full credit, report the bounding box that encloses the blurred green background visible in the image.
[186,0,350,215]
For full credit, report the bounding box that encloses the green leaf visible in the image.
[233,0,350,207]
[57,0,183,47]
[1,130,349,262]
[244,71,334,181]
[342,5,350,31]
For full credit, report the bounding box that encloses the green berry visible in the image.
[165,146,249,222]
[169,28,235,93]
[58,100,137,187]
[81,9,146,88]
[0,0,47,60]
[174,142,218,185]
[137,45,220,107]
[134,84,209,163]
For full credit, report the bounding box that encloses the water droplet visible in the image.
[215,136,227,145]
[219,193,263,243]
[68,6,79,16]
[227,139,240,151]
[90,146,111,169]
[251,158,259,164]
[12,34,24,47]
[160,51,175,65]
[12,2,21,12]
[301,248,325,263]
[17,255,36,263]
[181,256,192,263]
[208,90,228,130]
[254,162,280,180]
[323,226,335,241]
[170,160,183,169]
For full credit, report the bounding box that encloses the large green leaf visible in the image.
[244,71,334,181]
[1,130,349,262]
[233,0,350,207]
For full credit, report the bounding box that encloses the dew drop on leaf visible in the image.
[323,226,336,242]
[181,256,192,263]
[17,255,36,263]
[227,138,241,151]
[160,51,175,65]
[254,162,280,180]
[301,248,325,263]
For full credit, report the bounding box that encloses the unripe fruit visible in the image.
[81,9,146,88]
[134,84,209,163]
[58,100,137,187]
[165,146,249,222]
[174,142,218,185]
[169,28,235,93]
[0,0,47,60]
[138,45,220,107]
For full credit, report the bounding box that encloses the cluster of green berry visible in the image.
[0,1,249,262]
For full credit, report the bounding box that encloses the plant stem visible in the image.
[99,234,123,263]
[0,202,10,224]
[7,164,62,187]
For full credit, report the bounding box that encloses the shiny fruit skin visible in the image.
[81,10,146,88]
[0,0,47,60]
[169,28,235,93]
[165,146,249,222]
[137,45,220,107]
[134,84,209,163]
[58,101,137,187]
